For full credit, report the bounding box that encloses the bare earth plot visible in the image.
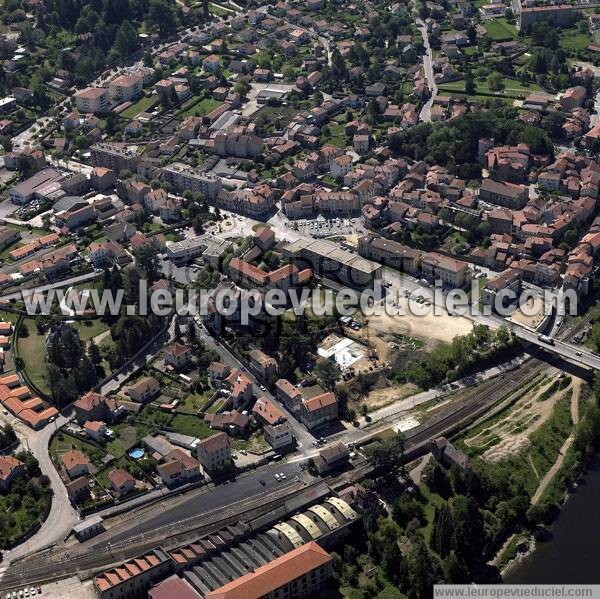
[531,377,582,504]
[465,376,571,463]
[367,300,473,349]
[509,295,549,329]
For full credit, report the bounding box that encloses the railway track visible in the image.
[4,305,595,591]
[1,479,320,591]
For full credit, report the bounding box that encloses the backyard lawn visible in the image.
[16,320,49,395]
[179,96,221,118]
[439,77,543,99]
[322,123,347,148]
[484,18,517,41]
[72,319,111,342]
[559,29,593,51]
[177,391,213,413]
[169,413,214,438]
[106,423,143,458]
[120,95,158,119]
[232,431,270,453]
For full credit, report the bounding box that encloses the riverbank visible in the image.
[504,455,600,583]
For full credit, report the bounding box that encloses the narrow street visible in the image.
[193,320,318,452]
[416,17,438,123]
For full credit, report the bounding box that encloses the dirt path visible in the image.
[92,330,111,345]
[528,454,541,482]
[531,378,582,504]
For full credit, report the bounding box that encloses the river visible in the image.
[505,456,600,583]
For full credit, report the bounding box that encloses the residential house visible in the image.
[248,349,278,381]
[61,449,90,479]
[275,379,303,414]
[0,455,25,491]
[84,420,108,442]
[108,468,137,497]
[300,392,338,430]
[128,376,161,403]
[313,442,350,474]
[164,343,192,371]
[196,432,231,472]
[65,476,90,503]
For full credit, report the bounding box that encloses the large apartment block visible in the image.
[358,234,420,274]
[90,143,141,172]
[74,87,110,113]
[284,238,382,288]
[161,163,222,200]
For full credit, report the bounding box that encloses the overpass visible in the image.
[511,326,600,371]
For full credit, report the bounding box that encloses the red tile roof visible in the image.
[206,541,332,599]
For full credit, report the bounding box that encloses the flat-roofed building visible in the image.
[90,143,140,172]
[264,421,294,450]
[166,234,231,265]
[284,238,381,288]
[161,162,222,200]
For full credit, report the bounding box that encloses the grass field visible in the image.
[177,391,212,413]
[179,96,221,118]
[71,319,110,342]
[484,17,517,42]
[439,77,543,99]
[169,413,213,438]
[120,95,157,119]
[484,18,517,41]
[322,123,347,148]
[16,320,49,395]
[559,30,593,51]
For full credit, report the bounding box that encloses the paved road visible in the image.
[99,316,175,395]
[416,17,438,123]
[0,272,102,303]
[0,412,79,568]
[2,462,311,588]
[512,326,600,371]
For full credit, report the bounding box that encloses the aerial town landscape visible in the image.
[1,0,600,595]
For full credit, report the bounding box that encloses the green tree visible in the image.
[314,356,341,390]
[431,503,453,558]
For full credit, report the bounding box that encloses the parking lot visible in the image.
[286,216,365,239]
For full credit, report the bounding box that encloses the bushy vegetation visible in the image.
[388,109,554,179]
[402,325,517,389]
[0,452,51,549]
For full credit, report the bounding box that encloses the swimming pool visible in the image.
[129,448,145,460]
